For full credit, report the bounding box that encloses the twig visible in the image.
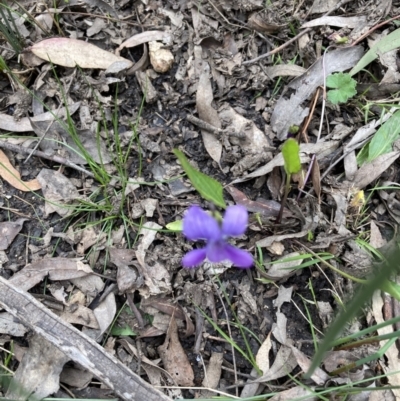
[186,115,245,139]
[0,275,172,401]
[351,14,400,46]
[0,140,95,178]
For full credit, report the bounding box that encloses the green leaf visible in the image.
[282,138,301,175]
[165,220,183,232]
[326,72,357,104]
[111,325,137,336]
[367,110,400,163]
[350,28,400,76]
[173,149,226,208]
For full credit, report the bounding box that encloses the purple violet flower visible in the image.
[182,205,253,269]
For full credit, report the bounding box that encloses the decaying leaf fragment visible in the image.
[9,257,93,291]
[158,318,194,386]
[6,334,69,401]
[196,70,222,163]
[0,218,27,251]
[0,150,41,191]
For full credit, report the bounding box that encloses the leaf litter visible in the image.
[1,0,400,400]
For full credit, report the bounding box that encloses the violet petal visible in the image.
[206,241,228,263]
[182,248,207,268]
[222,205,248,237]
[224,244,253,268]
[183,206,220,241]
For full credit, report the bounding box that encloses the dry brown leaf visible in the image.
[256,344,297,382]
[31,38,133,70]
[0,218,27,251]
[58,304,99,329]
[256,332,272,374]
[158,318,194,387]
[60,366,93,388]
[9,257,93,291]
[264,64,306,79]
[290,346,329,385]
[247,12,285,34]
[200,352,224,398]
[226,186,291,218]
[0,150,41,191]
[196,70,222,163]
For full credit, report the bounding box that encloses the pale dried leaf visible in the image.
[290,346,329,385]
[370,221,386,248]
[31,38,133,70]
[136,222,172,296]
[200,352,223,398]
[0,150,41,191]
[116,31,172,55]
[0,218,27,251]
[6,334,69,400]
[256,332,272,374]
[264,64,306,79]
[256,344,297,382]
[301,15,367,29]
[9,257,93,291]
[350,151,400,190]
[58,304,99,329]
[92,292,117,337]
[267,252,304,280]
[158,318,194,386]
[36,168,80,217]
[274,286,293,311]
[272,312,287,345]
[196,71,222,163]
[240,367,263,398]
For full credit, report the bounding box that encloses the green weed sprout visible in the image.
[276,138,301,223]
[326,72,357,104]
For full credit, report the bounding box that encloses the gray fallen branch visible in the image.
[0,140,95,178]
[0,276,171,401]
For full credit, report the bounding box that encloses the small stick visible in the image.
[186,115,245,139]
[0,140,95,177]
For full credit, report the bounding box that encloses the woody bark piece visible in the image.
[0,276,171,401]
